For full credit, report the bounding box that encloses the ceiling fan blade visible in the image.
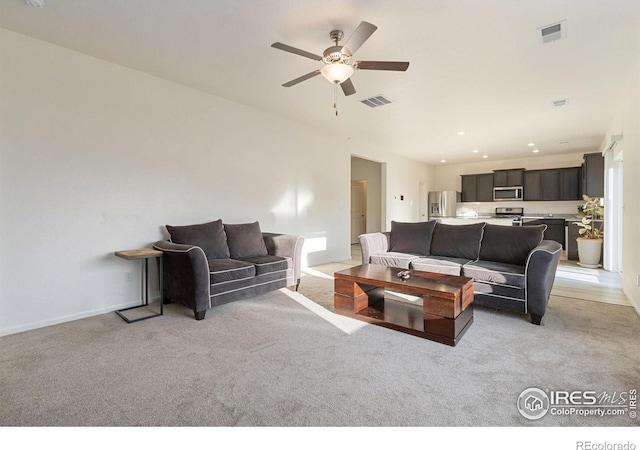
[342,21,377,56]
[356,61,410,71]
[340,78,356,96]
[282,70,321,87]
[271,42,323,61]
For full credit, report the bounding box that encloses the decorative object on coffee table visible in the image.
[114,248,163,323]
[396,270,411,281]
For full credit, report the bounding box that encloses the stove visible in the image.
[495,207,524,218]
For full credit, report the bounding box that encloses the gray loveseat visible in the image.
[153,220,304,320]
[358,220,562,325]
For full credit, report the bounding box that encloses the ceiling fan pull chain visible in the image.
[334,81,339,116]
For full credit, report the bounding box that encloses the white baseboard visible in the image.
[0,297,162,337]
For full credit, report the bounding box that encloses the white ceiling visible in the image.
[1,0,639,164]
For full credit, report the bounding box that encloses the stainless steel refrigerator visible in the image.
[428,191,460,219]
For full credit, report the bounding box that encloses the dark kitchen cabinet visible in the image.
[493,169,524,187]
[524,168,581,201]
[521,218,566,249]
[541,169,560,201]
[543,218,567,249]
[559,167,582,200]
[461,175,477,202]
[582,153,604,197]
[477,173,494,202]
[523,170,542,201]
[461,173,493,202]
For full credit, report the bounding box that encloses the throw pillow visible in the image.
[479,224,546,266]
[389,220,437,256]
[430,222,486,260]
[224,221,268,259]
[166,219,230,259]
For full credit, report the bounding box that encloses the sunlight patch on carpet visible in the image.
[301,267,334,280]
[279,288,369,335]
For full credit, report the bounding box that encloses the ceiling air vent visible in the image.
[553,98,568,107]
[361,95,393,108]
[539,20,566,43]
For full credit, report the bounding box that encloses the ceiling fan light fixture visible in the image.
[320,63,354,84]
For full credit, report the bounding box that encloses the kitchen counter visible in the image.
[515,213,574,218]
[438,217,515,226]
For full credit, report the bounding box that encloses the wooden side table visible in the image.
[114,248,163,323]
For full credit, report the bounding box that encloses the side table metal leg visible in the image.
[159,256,163,315]
[116,255,163,323]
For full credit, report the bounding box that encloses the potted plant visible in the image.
[574,195,604,268]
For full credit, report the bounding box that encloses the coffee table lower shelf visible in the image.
[336,295,473,346]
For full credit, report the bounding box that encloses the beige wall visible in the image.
[606,61,640,314]
[0,28,433,335]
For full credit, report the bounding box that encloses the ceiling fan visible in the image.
[271,21,409,102]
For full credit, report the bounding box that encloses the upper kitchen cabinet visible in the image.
[559,167,582,200]
[523,167,582,201]
[541,169,560,201]
[582,153,604,197]
[461,173,494,202]
[493,169,524,187]
[523,170,542,201]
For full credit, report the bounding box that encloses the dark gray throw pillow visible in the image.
[479,224,546,266]
[430,222,486,260]
[389,220,437,256]
[224,222,268,259]
[166,219,230,259]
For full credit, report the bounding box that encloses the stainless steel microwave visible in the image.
[493,186,523,201]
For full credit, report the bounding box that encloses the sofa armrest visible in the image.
[358,232,390,264]
[524,240,562,322]
[152,240,210,313]
[262,233,304,286]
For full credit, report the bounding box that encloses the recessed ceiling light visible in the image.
[482,155,488,159]
[457,131,466,136]
[440,159,446,163]
[528,142,535,147]
[533,149,540,153]
[472,149,479,153]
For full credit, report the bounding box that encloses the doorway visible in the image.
[351,180,367,244]
[350,156,384,244]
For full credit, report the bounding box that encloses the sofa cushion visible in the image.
[166,219,230,259]
[370,252,422,269]
[479,224,546,266]
[224,222,268,259]
[410,256,472,276]
[389,220,436,256]
[429,222,486,260]
[208,258,255,284]
[239,254,290,276]
[462,260,526,289]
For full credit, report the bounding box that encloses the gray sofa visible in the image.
[358,220,562,325]
[153,220,304,320]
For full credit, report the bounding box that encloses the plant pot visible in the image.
[576,237,603,268]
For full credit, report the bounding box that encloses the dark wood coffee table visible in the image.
[334,264,474,346]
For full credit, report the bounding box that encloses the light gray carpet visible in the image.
[1,268,639,427]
